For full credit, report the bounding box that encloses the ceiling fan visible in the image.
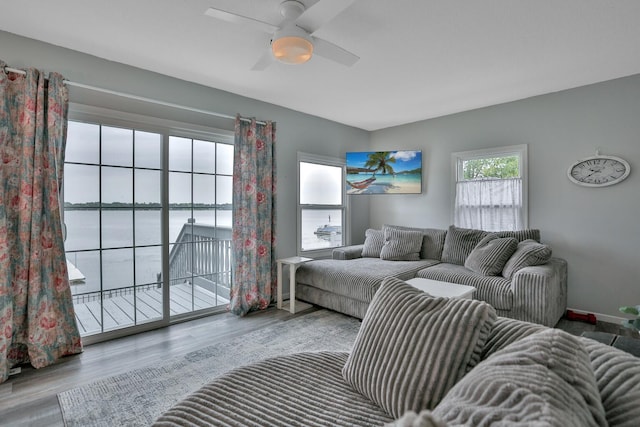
[205,0,359,70]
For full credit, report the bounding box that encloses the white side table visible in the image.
[276,256,313,314]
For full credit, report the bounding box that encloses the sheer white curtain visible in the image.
[454,178,523,231]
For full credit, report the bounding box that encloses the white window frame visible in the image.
[297,152,349,258]
[451,144,528,230]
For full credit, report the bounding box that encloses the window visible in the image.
[64,107,233,340]
[452,145,527,231]
[298,153,348,256]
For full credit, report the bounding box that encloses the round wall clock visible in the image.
[567,154,631,187]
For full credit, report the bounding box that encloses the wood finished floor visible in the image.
[0,307,634,427]
[0,306,305,427]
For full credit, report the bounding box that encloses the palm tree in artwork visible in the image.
[364,151,396,176]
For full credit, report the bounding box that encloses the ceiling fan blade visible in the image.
[251,49,274,71]
[204,7,279,33]
[312,37,359,67]
[296,0,356,34]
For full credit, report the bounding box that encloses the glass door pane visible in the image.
[64,121,164,336]
[168,137,232,316]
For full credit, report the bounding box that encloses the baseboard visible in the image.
[567,307,626,325]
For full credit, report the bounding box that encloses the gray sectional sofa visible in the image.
[155,277,640,427]
[296,224,567,326]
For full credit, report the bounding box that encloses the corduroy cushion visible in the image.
[441,225,488,265]
[383,225,447,260]
[430,328,608,427]
[380,228,422,261]
[502,239,552,279]
[464,234,518,276]
[342,277,497,419]
[362,228,385,258]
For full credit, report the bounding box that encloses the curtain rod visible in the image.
[3,66,267,125]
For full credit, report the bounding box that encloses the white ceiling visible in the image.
[2,0,640,131]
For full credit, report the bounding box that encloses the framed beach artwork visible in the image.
[345,151,422,194]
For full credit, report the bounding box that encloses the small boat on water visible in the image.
[314,224,342,236]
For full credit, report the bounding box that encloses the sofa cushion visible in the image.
[502,239,552,279]
[416,263,513,310]
[582,338,640,427]
[496,228,541,242]
[441,225,488,265]
[362,228,385,258]
[154,352,395,427]
[464,234,518,276]
[380,228,422,261]
[431,329,608,427]
[297,258,438,303]
[342,277,497,419]
[383,225,447,260]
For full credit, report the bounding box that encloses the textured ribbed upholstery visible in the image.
[395,330,608,427]
[464,234,518,276]
[496,228,541,242]
[441,226,488,265]
[300,226,565,326]
[361,229,385,258]
[296,284,370,319]
[510,257,567,326]
[153,352,394,427]
[155,314,640,427]
[503,239,553,279]
[380,228,423,261]
[382,225,447,260]
[416,263,513,310]
[342,277,497,418]
[332,244,363,260]
[583,339,640,427]
[296,258,437,303]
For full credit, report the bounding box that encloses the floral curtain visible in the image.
[454,177,523,231]
[0,62,82,384]
[230,116,277,316]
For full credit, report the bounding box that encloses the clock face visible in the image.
[568,156,630,187]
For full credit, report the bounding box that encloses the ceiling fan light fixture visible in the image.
[271,27,313,64]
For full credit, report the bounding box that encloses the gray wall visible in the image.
[4,30,639,320]
[1,30,371,262]
[369,75,640,319]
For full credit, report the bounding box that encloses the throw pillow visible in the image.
[383,225,447,260]
[361,228,385,258]
[440,225,488,265]
[379,228,422,261]
[464,234,518,276]
[502,239,552,279]
[342,277,497,419]
[496,228,541,243]
[431,329,608,427]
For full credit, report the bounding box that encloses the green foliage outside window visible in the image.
[463,156,520,180]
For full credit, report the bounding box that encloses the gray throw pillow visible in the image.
[464,234,518,276]
[361,228,385,258]
[380,228,422,261]
[342,277,497,419]
[431,329,608,427]
[502,239,552,279]
[383,224,447,260]
[441,225,488,265]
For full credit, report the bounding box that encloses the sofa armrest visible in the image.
[510,257,567,327]
[332,245,364,260]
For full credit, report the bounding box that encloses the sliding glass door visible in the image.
[64,118,232,338]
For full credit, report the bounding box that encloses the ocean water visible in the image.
[65,208,339,293]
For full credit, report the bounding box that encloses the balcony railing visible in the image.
[70,223,233,335]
